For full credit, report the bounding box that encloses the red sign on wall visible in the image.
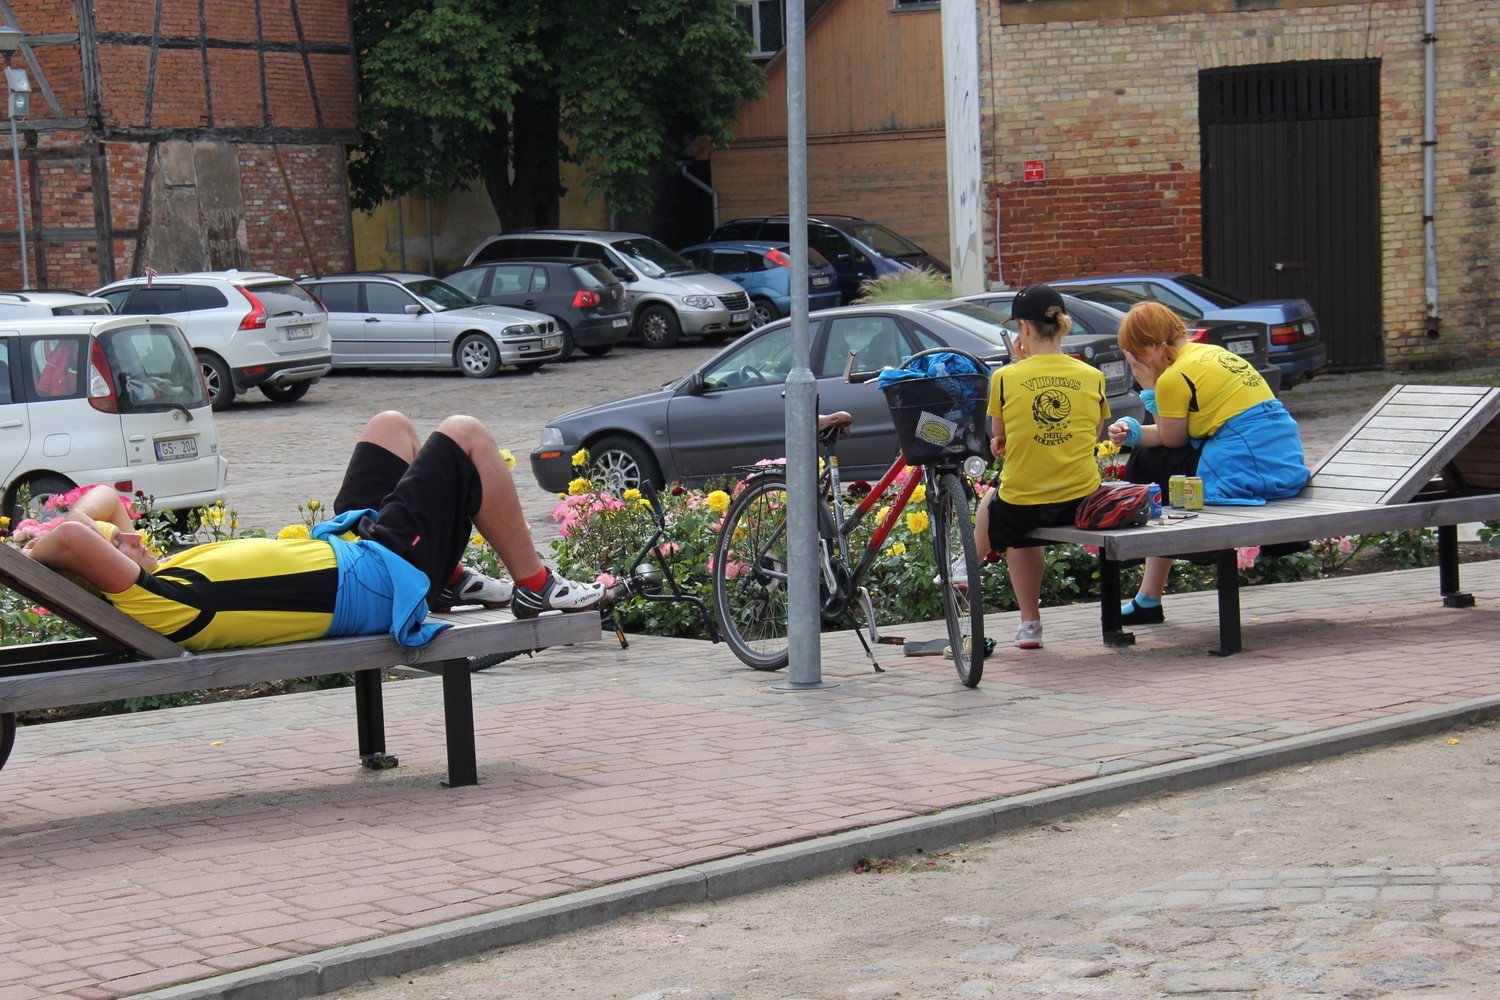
[1023,159,1046,182]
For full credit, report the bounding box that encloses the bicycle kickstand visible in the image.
[852,586,891,673]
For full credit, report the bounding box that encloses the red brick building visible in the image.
[0,0,357,291]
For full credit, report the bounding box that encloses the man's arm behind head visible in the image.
[23,519,147,594]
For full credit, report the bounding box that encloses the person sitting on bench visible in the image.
[1106,301,1309,627]
[21,411,604,651]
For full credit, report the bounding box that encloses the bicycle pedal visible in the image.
[877,635,905,645]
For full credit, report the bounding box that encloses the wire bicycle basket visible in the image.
[878,348,991,464]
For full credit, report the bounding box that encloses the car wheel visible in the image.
[197,352,234,411]
[580,343,614,358]
[554,321,576,363]
[7,473,73,524]
[259,381,311,403]
[751,297,777,329]
[456,333,500,378]
[635,305,681,348]
[590,435,663,492]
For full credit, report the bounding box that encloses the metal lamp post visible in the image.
[0,25,28,289]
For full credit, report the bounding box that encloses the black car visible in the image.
[708,215,950,305]
[443,257,631,361]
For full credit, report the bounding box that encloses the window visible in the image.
[892,0,939,9]
[701,323,794,389]
[99,324,209,411]
[0,338,12,405]
[442,269,486,299]
[737,0,784,58]
[366,282,418,315]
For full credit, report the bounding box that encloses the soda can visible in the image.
[1168,475,1186,507]
[1183,476,1205,510]
[1148,483,1162,518]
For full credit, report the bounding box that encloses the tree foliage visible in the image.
[348,0,765,228]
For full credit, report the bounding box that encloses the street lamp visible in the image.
[0,25,28,289]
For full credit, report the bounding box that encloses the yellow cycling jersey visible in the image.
[988,353,1110,505]
[105,538,339,651]
[1155,342,1274,439]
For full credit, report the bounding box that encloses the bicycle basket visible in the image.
[881,351,991,464]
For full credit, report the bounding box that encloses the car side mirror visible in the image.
[683,371,706,395]
[612,267,635,282]
[404,303,424,315]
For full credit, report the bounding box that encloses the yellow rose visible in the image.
[623,488,642,500]
[471,532,486,548]
[500,448,516,470]
[874,505,890,527]
[706,489,731,513]
[203,508,225,526]
[910,484,925,505]
[278,524,310,539]
[571,448,590,468]
[0,516,10,528]
[906,510,929,534]
[567,478,591,495]
[1096,440,1120,458]
[886,542,906,557]
[307,499,320,510]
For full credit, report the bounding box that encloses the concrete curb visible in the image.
[135,693,1500,1000]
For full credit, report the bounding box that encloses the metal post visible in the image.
[773,0,832,691]
[7,112,23,288]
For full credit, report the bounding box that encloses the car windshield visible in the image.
[846,222,926,258]
[1176,274,1246,308]
[610,238,697,278]
[402,277,477,310]
[929,304,1013,347]
[248,280,323,317]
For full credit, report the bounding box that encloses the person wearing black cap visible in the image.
[971,283,1112,650]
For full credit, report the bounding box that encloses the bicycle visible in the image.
[710,347,991,686]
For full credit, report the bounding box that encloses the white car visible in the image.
[0,291,114,317]
[298,272,564,376]
[92,271,332,410]
[0,314,228,522]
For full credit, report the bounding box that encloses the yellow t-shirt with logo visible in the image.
[988,353,1110,505]
[1155,341,1274,439]
[105,538,339,651]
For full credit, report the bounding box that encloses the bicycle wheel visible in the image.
[933,471,984,686]
[712,475,792,671]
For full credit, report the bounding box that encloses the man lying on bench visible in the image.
[19,411,605,651]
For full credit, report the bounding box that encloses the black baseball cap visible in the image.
[1005,283,1067,323]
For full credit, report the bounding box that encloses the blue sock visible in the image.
[1123,592,1161,613]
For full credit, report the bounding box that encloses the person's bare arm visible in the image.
[24,519,143,594]
[63,485,135,531]
[990,413,1007,459]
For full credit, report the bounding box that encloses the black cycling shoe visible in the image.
[1119,600,1165,625]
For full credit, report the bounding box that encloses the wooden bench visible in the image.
[1030,385,1500,655]
[0,543,601,785]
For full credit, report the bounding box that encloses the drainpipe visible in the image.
[1422,0,1439,336]
[678,162,719,232]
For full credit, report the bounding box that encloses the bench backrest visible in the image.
[1304,384,1500,505]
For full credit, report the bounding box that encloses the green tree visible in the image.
[349,0,765,229]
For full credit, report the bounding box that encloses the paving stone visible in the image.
[991,919,1083,946]
[943,915,993,929]
[1295,903,1374,920]
[956,945,1021,964]
[1357,957,1446,990]
[1438,884,1495,902]
[1033,941,1119,960]
[1160,969,1261,993]
[1110,926,1216,952]
[1379,884,1437,902]
[952,980,1001,998]
[1094,914,1158,933]
[1441,909,1500,927]
[847,981,901,999]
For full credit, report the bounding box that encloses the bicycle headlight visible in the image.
[963,455,988,479]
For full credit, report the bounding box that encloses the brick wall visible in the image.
[0,1,355,290]
[983,0,1499,368]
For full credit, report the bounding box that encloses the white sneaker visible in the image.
[511,570,606,619]
[433,567,514,611]
[933,556,969,589]
[1015,620,1043,649]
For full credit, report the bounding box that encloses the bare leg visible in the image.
[1139,556,1171,600]
[973,487,995,561]
[1007,545,1044,622]
[357,410,423,463]
[431,415,544,582]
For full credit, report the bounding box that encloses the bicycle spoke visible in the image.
[713,476,792,670]
[934,472,984,686]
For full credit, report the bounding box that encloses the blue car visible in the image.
[1052,273,1329,387]
[678,240,842,328]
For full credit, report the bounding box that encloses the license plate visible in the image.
[544,336,562,348]
[612,317,629,328]
[731,311,750,323]
[1101,360,1126,380]
[812,276,831,286]
[285,325,315,341]
[155,437,198,461]
[1228,339,1255,357]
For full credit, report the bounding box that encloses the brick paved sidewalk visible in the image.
[2,562,1498,1000]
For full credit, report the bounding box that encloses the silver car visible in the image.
[300,272,564,377]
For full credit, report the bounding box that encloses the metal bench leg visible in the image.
[441,657,479,788]
[1100,556,1135,647]
[1211,549,1242,656]
[1438,524,1475,608]
[354,668,398,770]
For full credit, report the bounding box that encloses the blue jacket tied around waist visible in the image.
[1196,400,1310,506]
[312,509,449,647]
